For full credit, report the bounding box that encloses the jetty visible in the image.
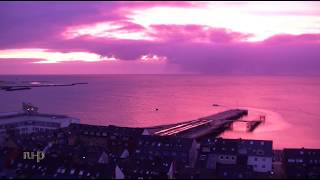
[150,109,249,139]
[245,115,266,132]
[0,82,88,91]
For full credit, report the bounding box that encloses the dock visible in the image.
[246,115,266,132]
[151,109,248,139]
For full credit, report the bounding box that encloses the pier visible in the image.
[0,82,88,91]
[245,115,266,132]
[151,109,248,139]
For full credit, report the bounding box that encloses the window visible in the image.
[220,156,224,160]
[254,157,258,161]
[288,159,295,163]
[300,151,304,155]
[296,159,303,163]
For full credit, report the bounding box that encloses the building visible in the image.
[196,137,273,179]
[115,158,175,179]
[238,139,273,173]
[12,151,115,179]
[113,135,199,179]
[0,103,79,136]
[65,123,148,159]
[216,164,254,179]
[283,148,320,179]
[198,138,238,171]
[134,135,198,169]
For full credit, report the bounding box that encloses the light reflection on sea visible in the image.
[0,75,320,149]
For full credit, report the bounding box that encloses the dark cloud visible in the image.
[0,2,319,74]
[0,1,196,48]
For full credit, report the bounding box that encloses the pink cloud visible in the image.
[0,2,320,74]
[263,34,320,45]
[149,25,253,43]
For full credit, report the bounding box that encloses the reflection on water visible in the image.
[0,75,320,149]
[220,107,292,148]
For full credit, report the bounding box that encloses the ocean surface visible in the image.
[1,75,320,149]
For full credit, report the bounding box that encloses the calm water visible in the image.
[1,75,320,149]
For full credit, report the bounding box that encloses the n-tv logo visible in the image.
[23,151,45,163]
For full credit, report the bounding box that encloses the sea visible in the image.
[1,75,320,149]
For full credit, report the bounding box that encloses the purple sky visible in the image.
[0,1,320,74]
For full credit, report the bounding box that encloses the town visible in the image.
[0,104,319,179]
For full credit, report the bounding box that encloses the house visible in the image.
[65,123,146,155]
[13,147,115,179]
[212,138,238,165]
[197,138,238,170]
[125,135,198,178]
[0,103,79,137]
[283,148,320,179]
[238,139,273,173]
[216,164,254,179]
[196,137,273,179]
[115,157,175,179]
[134,135,198,169]
[2,133,52,153]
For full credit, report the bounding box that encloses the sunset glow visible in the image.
[130,3,320,41]
[0,49,118,63]
[0,1,319,74]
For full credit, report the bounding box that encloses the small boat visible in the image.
[212,104,220,107]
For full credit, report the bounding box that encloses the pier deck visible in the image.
[151,109,248,139]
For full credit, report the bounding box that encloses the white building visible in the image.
[0,103,79,136]
[238,139,273,173]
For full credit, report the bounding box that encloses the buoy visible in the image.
[155,108,159,111]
